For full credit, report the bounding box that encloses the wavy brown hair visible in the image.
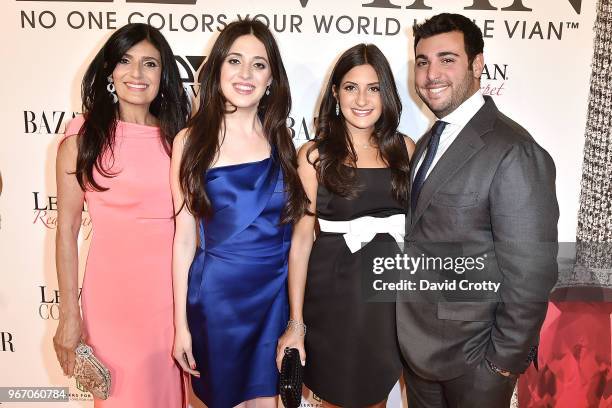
[307,43,409,204]
[179,19,308,222]
[75,23,190,191]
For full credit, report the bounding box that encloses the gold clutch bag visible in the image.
[74,341,111,400]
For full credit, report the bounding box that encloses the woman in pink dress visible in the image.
[53,23,190,407]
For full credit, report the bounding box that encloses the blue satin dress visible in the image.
[187,153,291,408]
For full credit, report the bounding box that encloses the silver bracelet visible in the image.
[287,319,306,336]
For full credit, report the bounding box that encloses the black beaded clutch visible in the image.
[279,347,302,408]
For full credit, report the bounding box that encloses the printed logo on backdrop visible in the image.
[33,192,92,240]
[1,332,15,352]
[481,63,508,96]
[16,0,583,14]
[356,0,581,14]
[38,285,82,320]
[176,55,205,99]
[17,0,583,39]
[288,116,312,141]
[24,111,78,135]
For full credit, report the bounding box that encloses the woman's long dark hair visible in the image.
[307,44,409,205]
[179,19,308,223]
[75,23,190,191]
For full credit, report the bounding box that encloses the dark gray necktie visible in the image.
[411,120,447,212]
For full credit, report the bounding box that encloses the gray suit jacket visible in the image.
[397,96,559,380]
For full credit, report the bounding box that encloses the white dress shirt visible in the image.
[413,91,485,180]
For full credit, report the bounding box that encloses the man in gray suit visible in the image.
[397,13,559,407]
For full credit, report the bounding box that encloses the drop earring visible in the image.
[335,102,340,116]
[107,75,118,104]
[265,86,270,96]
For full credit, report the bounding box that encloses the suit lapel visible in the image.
[409,97,498,229]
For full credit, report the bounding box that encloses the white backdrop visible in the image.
[0,0,597,406]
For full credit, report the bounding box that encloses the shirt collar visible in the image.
[440,90,485,128]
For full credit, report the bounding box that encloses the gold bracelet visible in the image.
[287,319,306,336]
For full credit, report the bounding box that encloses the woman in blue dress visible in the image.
[170,19,308,408]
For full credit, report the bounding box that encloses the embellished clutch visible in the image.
[279,347,302,408]
[74,341,111,400]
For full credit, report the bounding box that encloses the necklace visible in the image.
[352,135,376,150]
[358,141,376,149]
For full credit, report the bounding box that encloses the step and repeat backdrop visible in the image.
[0,0,597,406]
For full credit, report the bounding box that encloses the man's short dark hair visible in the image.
[413,13,484,65]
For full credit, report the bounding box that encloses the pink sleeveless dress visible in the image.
[62,116,183,407]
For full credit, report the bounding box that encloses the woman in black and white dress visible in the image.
[276,43,415,407]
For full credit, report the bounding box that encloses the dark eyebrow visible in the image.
[124,53,161,64]
[341,81,380,87]
[227,52,269,64]
[437,51,460,58]
[416,51,460,60]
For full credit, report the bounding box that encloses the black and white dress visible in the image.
[303,164,405,406]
